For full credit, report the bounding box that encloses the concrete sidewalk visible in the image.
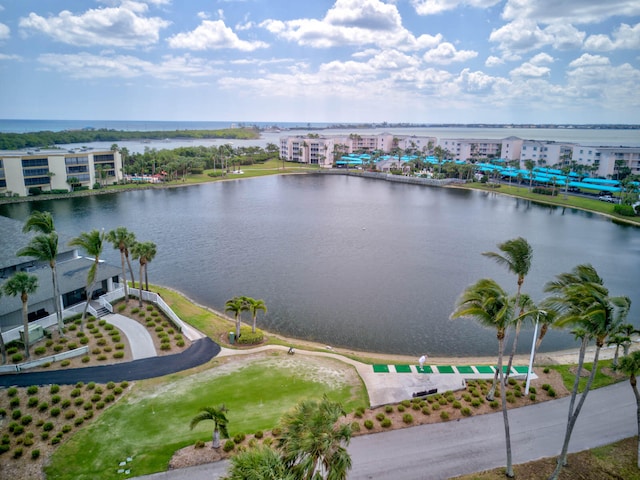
[107,313,157,360]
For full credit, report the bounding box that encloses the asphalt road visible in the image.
[135,381,637,480]
[0,337,220,387]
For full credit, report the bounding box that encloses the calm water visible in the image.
[2,175,638,356]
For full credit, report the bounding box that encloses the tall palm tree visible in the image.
[17,232,65,334]
[451,278,515,478]
[545,264,630,480]
[483,237,533,385]
[68,229,105,328]
[131,241,157,307]
[22,210,55,235]
[3,272,38,359]
[246,297,267,334]
[615,351,640,468]
[225,296,249,340]
[278,396,352,480]
[608,323,638,366]
[106,227,136,302]
[189,405,229,449]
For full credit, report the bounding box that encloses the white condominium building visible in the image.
[572,145,640,178]
[438,137,523,161]
[0,148,123,197]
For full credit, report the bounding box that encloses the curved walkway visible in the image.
[0,337,220,387]
[107,313,157,359]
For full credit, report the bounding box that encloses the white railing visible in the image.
[0,346,89,373]
[127,287,185,334]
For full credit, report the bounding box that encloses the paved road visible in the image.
[135,381,637,480]
[0,337,220,387]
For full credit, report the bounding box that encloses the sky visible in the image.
[0,0,639,124]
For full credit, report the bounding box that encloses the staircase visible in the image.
[90,301,111,319]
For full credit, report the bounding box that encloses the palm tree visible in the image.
[106,227,136,303]
[225,296,249,340]
[68,229,105,328]
[545,264,631,480]
[246,297,267,334]
[225,445,295,480]
[524,159,535,190]
[451,278,515,478]
[189,405,229,449]
[22,210,55,234]
[3,272,38,359]
[615,351,640,468]
[17,232,65,334]
[608,323,638,366]
[278,396,352,480]
[482,237,533,385]
[131,241,157,307]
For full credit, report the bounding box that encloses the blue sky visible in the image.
[0,0,639,124]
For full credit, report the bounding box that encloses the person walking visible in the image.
[419,354,427,369]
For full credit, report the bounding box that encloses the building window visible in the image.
[22,158,48,167]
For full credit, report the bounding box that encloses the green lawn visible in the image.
[549,359,622,393]
[45,355,367,480]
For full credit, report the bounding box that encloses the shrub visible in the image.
[614,204,636,216]
[543,367,550,374]
[113,351,125,359]
[364,419,374,430]
[489,400,500,409]
[120,381,129,389]
[113,386,123,395]
[440,411,450,421]
[74,417,84,426]
[43,422,54,431]
[10,398,19,408]
[70,388,81,398]
[74,398,84,406]
[41,432,49,441]
[431,403,440,411]
[547,388,557,398]
[12,409,22,420]
[96,402,105,410]
[541,384,551,391]
[103,346,113,353]
[176,340,185,347]
[13,447,23,459]
[384,405,393,414]
[271,427,281,437]
[7,387,18,397]
[254,430,263,439]
[51,437,61,445]
[194,440,205,449]
[223,440,235,452]
[84,411,94,420]
[31,449,40,460]
[438,397,448,406]
[38,402,49,412]
[21,415,32,425]
[11,424,24,436]
[60,359,71,367]
[397,404,405,412]
[61,399,71,409]
[402,413,413,424]
[160,344,171,351]
[380,418,392,428]
[233,433,246,444]
[11,353,23,363]
[65,410,76,419]
[0,408,5,417]
[471,399,482,408]
[81,356,91,363]
[27,397,38,408]
[61,424,72,433]
[421,406,430,415]
[34,346,47,355]
[401,399,411,408]
[529,393,537,401]
[375,413,385,421]
[50,408,61,417]
[529,387,537,394]
[51,395,61,405]
[461,407,472,417]
[97,354,108,361]
[115,343,125,350]
[351,421,361,432]
[236,329,264,345]
[452,401,461,409]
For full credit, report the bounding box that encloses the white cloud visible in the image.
[37,51,220,80]
[260,0,441,51]
[412,0,501,16]
[0,22,9,40]
[456,68,505,93]
[422,42,478,64]
[568,53,611,69]
[529,52,554,65]
[0,53,21,61]
[167,20,268,51]
[485,55,503,67]
[19,2,170,47]
[584,23,640,52]
[510,62,550,78]
[502,0,640,25]
[490,19,586,56]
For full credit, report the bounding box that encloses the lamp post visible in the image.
[525,309,546,395]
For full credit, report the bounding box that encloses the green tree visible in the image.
[524,159,535,190]
[19,210,64,335]
[106,227,136,303]
[615,351,640,468]
[607,323,637,367]
[545,264,631,480]
[451,278,515,478]
[225,296,249,340]
[68,229,105,328]
[17,232,64,334]
[189,405,229,449]
[3,272,38,359]
[482,237,533,387]
[224,445,295,480]
[131,241,157,307]
[278,396,352,480]
[246,297,267,334]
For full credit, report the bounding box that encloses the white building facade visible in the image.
[0,149,123,197]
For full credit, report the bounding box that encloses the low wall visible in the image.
[0,346,89,373]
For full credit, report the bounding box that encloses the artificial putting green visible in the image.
[455,365,474,374]
[436,365,455,374]
[394,364,412,373]
[373,364,390,373]
[475,365,494,374]
[416,365,433,373]
[513,366,530,374]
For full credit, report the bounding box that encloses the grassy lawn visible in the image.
[549,358,625,393]
[45,354,367,480]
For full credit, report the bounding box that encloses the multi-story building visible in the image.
[520,140,575,167]
[438,137,523,161]
[572,145,640,178]
[0,215,121,333]
[0,148,123,197]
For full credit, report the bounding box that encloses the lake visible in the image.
[1,174,638,356]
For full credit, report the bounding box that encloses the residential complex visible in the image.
[279,133,640,178]
[0,148,123,197]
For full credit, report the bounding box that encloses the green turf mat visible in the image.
[456,365,474,374]
[513,366,530,374]
[475,365,495,374]
[394,365,412,373]
[436,365,455,374]
[373,364,389,373]
[416,366,433,374]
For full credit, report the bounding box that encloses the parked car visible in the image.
[599,195,615,203]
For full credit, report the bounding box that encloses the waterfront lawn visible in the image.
[45,356,366,480]
[549,359,623,393]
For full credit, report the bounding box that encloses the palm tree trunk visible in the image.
[252,314,257,334]
[120,250,129,302]
[235,314,241,340]
[549,337,597,480]
[613,345,620,367]
[504,320,521,380]
[498,336,514,477]
[0,327,6,364]
[21,299,30,359]
[125,251,136,289]
[212,428,220,449]
[144,263,149,291]
[51,263,64,335]
[630,377,640,469]
[138,263,144,308]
